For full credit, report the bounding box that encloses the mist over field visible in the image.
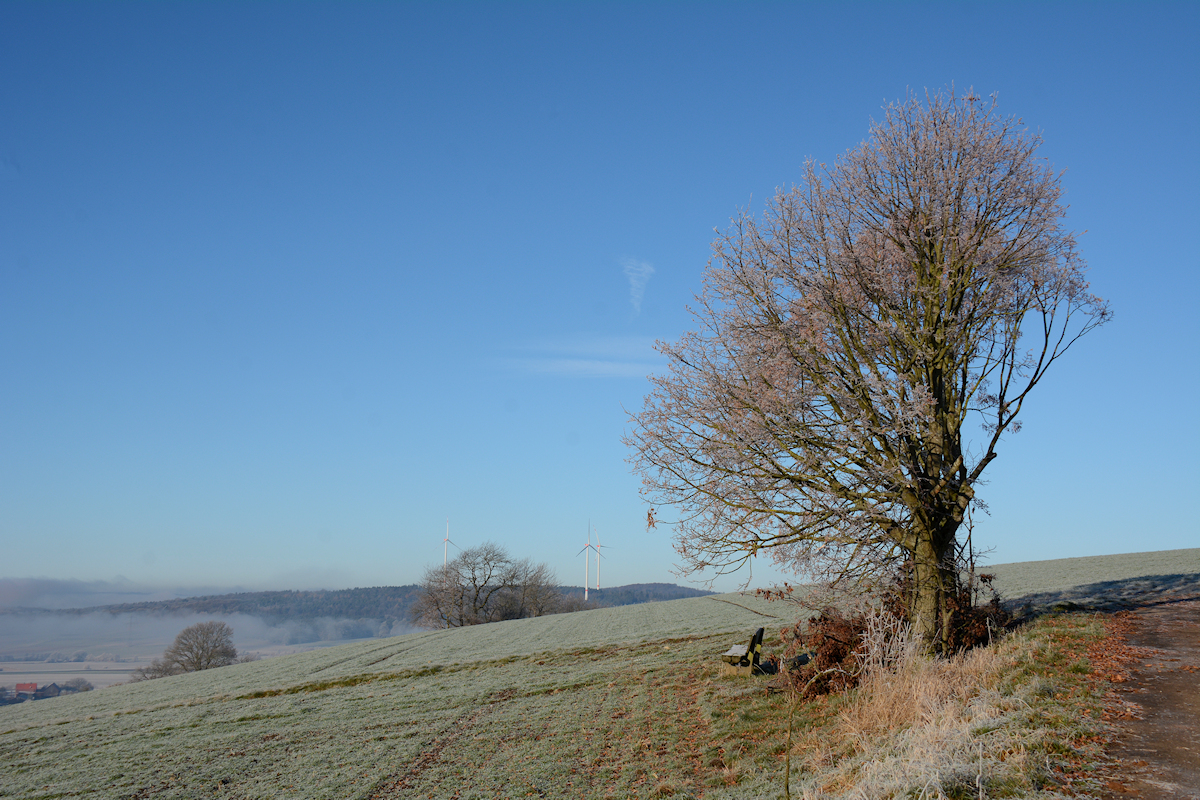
[0,577,257,611]
[0,610,418,662]
[0,581,421,691]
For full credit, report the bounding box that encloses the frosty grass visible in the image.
[3,551,1198,799]
[1,593,789,799]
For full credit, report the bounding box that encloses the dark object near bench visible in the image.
[784,651,813,672]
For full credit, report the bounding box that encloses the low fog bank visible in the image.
[0,577,259,611]
[0,610,420,663]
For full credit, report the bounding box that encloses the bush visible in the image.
[779,572,1011,698]
[781,607,873,697]
[943,573,1011,652]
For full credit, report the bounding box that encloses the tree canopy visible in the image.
[411,542,576,629]
[626,90,1110,649]
[131,620,242,680]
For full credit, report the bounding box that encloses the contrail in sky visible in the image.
[621,257,655,315]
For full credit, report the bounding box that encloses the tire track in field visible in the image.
[366,688,518,798]
[307,635,436,676]
[704,595,787,619]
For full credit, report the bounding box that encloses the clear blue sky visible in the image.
[2,2,1197,598]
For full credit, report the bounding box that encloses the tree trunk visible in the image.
[910,529,956,653]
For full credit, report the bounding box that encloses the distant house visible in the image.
[15,683,36,693]
[34,683,62,699]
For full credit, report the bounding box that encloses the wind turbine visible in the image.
[576,521,599,601]
[593,525,611,592]
[442,519,460,566]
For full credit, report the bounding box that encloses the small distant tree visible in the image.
[164,621,238,670]
[130,658,182,681]
[411,542,565,629]
[62,678,94,692]
[131,621,240,681]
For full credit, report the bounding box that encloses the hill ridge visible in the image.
[1,582,715,620]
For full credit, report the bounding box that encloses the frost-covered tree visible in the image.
[131,620,240,680]
[411,542,564,628]
[626,90,1110,650]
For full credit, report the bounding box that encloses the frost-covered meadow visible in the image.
[0,593,791,799]
[2,551,1196,799]
[988,548,1200,607]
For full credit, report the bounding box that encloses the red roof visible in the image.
[15,683,36,692]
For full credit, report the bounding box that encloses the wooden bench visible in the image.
[719,627,766,676]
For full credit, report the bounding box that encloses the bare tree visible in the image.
[411,542,564,628]
[496,559,562,620]
[626,90,1110,650]
[410,562,464,629]
[131,620,240,680]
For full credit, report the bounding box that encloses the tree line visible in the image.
[27,586,425,621]
[14,582,711,628]
[557,583,714,606]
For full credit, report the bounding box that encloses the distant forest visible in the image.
[43,586,426,622]
[558,583,715,606]
[8,583,714,622]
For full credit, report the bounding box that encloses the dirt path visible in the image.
[1099,599,1200,799]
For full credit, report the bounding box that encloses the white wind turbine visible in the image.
[442,518,460,566]
[593,525,611,592]
[576,521,600,601]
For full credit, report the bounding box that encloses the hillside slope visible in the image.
[989,547,1200,611]
[1,593,785,713]
[2,549,1196,799]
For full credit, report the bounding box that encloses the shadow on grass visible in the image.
[1007,572,1200,618]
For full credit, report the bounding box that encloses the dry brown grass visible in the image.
[754,611,1110,800]
[847,655,980,739]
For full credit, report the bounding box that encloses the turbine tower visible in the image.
[576,521,599,601]
[593,525,610,592]
[442,519,459,566]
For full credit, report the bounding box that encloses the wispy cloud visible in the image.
[621,257,655,315]
[497,335,664,379]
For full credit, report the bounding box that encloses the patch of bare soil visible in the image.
[1098,599,1200,799]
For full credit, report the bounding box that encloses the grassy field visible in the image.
[2,549,1196,799]
[988,548,1200,606]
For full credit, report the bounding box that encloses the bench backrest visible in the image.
[747,627,764,667]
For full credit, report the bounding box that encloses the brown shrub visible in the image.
[781,607,872,698]
[944,573,1011,652]
[779,572,1011,698]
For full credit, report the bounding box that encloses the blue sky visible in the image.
[1,2,1197,600]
